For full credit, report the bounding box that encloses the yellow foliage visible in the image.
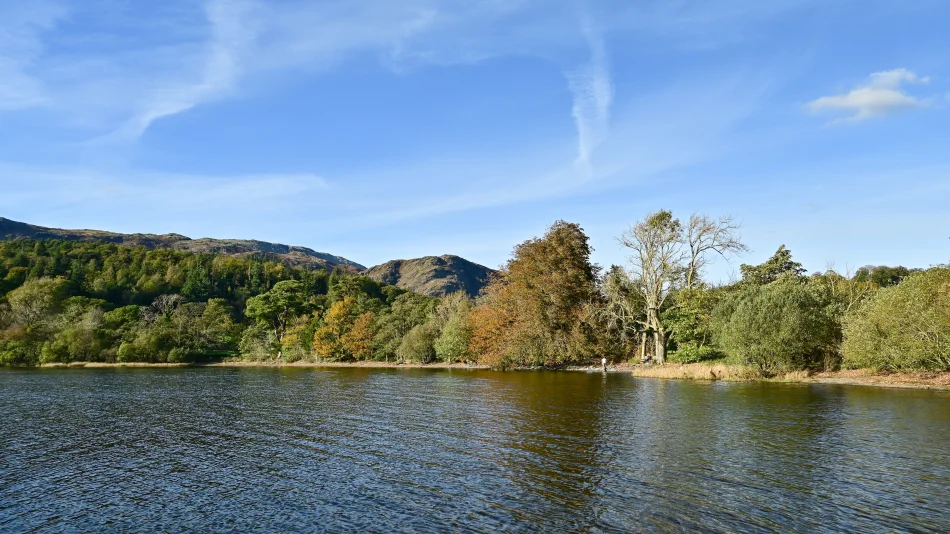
[341,311,376,360]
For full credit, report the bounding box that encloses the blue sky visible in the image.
[1,0,948,279]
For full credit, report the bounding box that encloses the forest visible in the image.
[0,212,947,374]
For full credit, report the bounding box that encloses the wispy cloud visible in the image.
[0,165,327,218]
[807,68,931,122]
[0,1,66,110]
[566,13,613,178]
[107,0,259,139]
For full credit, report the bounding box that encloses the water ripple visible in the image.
[1,368,949,532]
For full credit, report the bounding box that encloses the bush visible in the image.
[434,313,472,362]
[669,345,723,364]
[711,278,839,375]
[843,268,950,371]
[239,325,276,361]
[396,322,439,363]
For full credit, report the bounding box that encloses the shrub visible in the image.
[711,278,839,375]
[669,345,723,364]
[396,322,439,363]
[843,268,950,371]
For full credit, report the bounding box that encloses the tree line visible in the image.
[1,215,947,374]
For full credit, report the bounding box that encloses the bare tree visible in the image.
[685,214,748,290]
[619,210,686,364]
[619,210,747,364]
[600,265,644,359]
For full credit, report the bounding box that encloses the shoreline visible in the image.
[629,363,950,391]
[23,361,950,390]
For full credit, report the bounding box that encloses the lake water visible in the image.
[1,368,949,533]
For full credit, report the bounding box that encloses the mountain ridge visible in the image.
[0,217,365,271]
[364,254,496,298]
[0,217,497,296]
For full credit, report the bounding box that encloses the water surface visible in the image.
[1,368,948,532]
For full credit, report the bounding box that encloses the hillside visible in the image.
[0,217,365,271]
[364,255,495,297]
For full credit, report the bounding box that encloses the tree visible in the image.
[711,278,839,374]
[6,277,70,329]
[245,280,307,350]
[373,292,437,361]
[740,245,805,285]
[618,210,685,364]
[312,297,355,360]
[342,311,376,360]
[854,265,916,288]
[396,322,439,363]
[684,214,747,290]
[619,211,747,364]
[665,287,723,363]
[599,265,644,361]
[433,293,473,362]
[198,299,237,352]
[843,268,950,371]
[469,220,602,367]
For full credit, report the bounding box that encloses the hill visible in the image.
[364,255,495,298]
[0,217,365,271]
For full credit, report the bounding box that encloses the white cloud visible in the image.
[1,0,811,144]
[808,68,930,122]
[0,165,327,215]
[107,0,260,139]
[567,13,613,178]
[0,1,67,110]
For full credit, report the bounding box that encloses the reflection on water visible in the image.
[1,368,948,532]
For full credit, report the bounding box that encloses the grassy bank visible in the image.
[38,360,488,370]
[30,361,950,390]
[631,363,950,390]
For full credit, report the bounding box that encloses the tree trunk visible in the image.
[654,328,667,364]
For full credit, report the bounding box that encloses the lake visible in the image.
[1,368,948,532]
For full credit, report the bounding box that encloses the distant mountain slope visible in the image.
[0,217,365,271]
[364,255,496,298]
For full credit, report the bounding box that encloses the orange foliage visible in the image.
[467,221,604,367]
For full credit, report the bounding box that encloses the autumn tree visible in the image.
[341,311,376,360]
[469,220,602,368]
[312,297,356,360]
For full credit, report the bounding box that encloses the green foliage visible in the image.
[239,324,276,361]
[666,287,722,355]
[740,245,805,285]
[668,345,723,364]
[433,293,474,362]
[854,265,917,288]
[0,239,390,365]
[373,292,438,361]
[711,278,839,374]
[245,280,308,345]
[843,268,950,371]
[7,277,70,328]
[396,322,440,363]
